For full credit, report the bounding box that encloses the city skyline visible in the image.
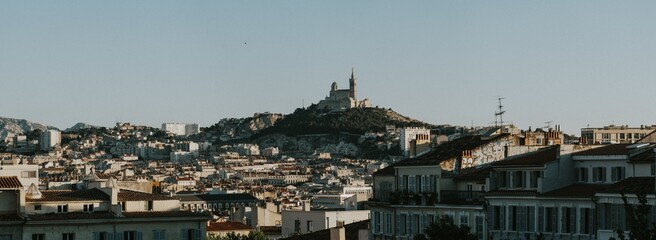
[2,1,655,134]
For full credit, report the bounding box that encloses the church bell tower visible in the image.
[349,68,356,99]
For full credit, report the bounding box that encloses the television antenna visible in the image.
[494,97,506,132]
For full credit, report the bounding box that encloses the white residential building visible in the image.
[399,127,430,157]
[162,123,199,136]
[39,130,61,151]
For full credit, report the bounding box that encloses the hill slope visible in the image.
[251,106,433,138]
[0,117,58,140]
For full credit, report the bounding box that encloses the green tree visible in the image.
[206,231,267,240]
[616,189,656,240]
[414,215,478,240]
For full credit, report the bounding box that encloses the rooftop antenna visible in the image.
[495,97,505,132]
[543,121,553,130]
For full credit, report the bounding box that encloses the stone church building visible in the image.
[317,69,371,111]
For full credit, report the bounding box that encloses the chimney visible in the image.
[330,224,345,240]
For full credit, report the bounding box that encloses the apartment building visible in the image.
[580,125,655,144]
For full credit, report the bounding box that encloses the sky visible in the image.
[1,1,655,135]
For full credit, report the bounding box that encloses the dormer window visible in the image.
[34,204,42,211]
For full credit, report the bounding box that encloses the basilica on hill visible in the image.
[316,69,372,111]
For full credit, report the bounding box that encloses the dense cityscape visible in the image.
[2,71,656,240]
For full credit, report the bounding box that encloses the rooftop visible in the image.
[0,176,23,189]
[27,188,109,202]
[493,146,559,167]
[572,144,631,156]
[281,220,370,240]
[207,221,254,232]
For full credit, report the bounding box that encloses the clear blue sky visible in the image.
[1,1,655,135]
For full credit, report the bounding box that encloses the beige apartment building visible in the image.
[580,125,656,144]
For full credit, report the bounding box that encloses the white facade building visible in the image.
[281,209,370,237]
[399,127,430,156]
[39,130,61,151]
[162,123,199,136]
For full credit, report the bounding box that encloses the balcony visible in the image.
[389,191,438,206]
[440,190,484,204]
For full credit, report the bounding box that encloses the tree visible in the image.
[616,189,656,240]
[206,231,267,240]
[414,215,478,240]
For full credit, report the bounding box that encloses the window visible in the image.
[561,207,575,233]
[181,229,200,240]
[22,171,37,178]
[32,234,45,240]
[122,231,142,240]
[509,206,517,231]
[460,214,469,226]
[530,171,540,188]
[514,171,524,188]
[294,220,301,233]
[593,167,606,182]
[499,171,508,188]
[475,216,484,239]
[373,212,380,233]
[57,204,68,213]
[543,207,557,232]
[153,230,165,240]
[577,168,588,182]
[408,176,416,193]
[602,133,611,139]
[580,208,592,234]
[93,232,111,240]
[62,233,75,240]
[398,214,407,235]
[611,167,625,182]
[635,133,641,139]
[651,164,656,176]
[385,213,392,234]
[306,220,313,232]
[34,204,42,211]
[620,133,625,139]
[121,202,126,211]
[147,201,153,211]
[83,204,94,212]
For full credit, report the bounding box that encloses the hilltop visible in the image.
[204,105,436,142]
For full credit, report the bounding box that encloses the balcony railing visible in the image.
[389,191,438,206]
[440,190,484,204]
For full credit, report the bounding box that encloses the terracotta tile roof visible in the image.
[121,211,211,219]
[27,188,109,202]
[281,220,370,240]
[493,146,559,167]
[207,221,254,232]
[0,214,23,222]
[27,211,115,221]
[540,184,611,198]
[572,144,631,156]
[177,193,259,202]
[26,211,210,221]
[0,176,23,189]
[598,177,656,194]
[118,189,175,201]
